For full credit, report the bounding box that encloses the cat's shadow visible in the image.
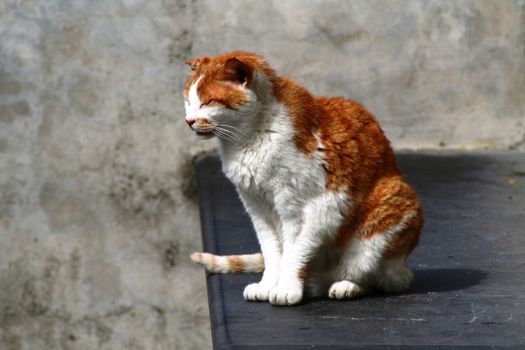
[409,268,488,294]
[304,268,487,304]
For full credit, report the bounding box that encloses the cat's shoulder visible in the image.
[315,95,380,130]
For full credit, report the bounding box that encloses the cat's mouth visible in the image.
[189,118,216,139]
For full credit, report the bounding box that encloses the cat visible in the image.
[185,51,423,306]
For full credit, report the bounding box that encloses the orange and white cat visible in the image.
[185,51,423,306]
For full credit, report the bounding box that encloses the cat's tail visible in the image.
[190,252,264,273]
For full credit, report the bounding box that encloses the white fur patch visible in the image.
[184,76,202,122]
[185,76,224,123]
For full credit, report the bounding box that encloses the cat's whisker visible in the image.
[215,123,246,141]
[216,123,246,137]
[218,129,241,143]
[215,126,243,143]
[213,128,239,144]
[212,129,229,142]
[215,122,245,133]
[211,128,228,139]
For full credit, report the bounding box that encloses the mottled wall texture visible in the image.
[0,0,524,349]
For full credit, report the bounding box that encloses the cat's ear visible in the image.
[222,57,252,87]
[185,57,209,71]
[185,58,199,71]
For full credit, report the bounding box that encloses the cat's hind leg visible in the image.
[328,280,368,300]
[335,176,422,296]
[375,257,413,293]
[328,257,412,300]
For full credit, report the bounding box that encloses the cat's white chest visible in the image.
[220,134,278,192]
[218,103,328,218]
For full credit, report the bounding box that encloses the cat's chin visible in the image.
[195,131,215,139]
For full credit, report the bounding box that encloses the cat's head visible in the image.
[183,51,275,140]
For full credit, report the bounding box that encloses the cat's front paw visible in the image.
[243,283,273,301]
[269,286,303,306]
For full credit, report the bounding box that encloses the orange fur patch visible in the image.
[198,81,247,110]
[184,51,277,110]
[209,254,217,270]
[274,78,322,154]
[194,118,214,129]
[226,256,246,272]
[298,265,309,283]
[383,206,423,258]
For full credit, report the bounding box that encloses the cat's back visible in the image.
[313,95,402,192]
[315,96,385,144]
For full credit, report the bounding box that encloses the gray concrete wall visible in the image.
[0,1,523,349]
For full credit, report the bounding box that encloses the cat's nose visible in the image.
[186,119,196,127]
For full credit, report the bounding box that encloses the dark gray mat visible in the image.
[195,151,525,350]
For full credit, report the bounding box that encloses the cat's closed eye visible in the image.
[200,99,217,108]
[202,99,231,109]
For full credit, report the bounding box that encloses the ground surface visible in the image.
[196,151,525,350]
